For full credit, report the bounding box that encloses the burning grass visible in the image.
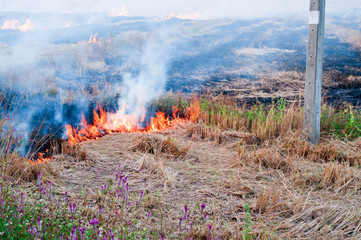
[0,100,56,182]
[65,98,200,145]
[0,92,360,239]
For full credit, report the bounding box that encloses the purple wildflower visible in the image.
[147,210,151,220]
[109,229,114,240]
[99,205,102,216]
[70,226,77,240]
[137,190,144,205]
[179,217,183,229]
[209,224,212,233]
[201,203,206,214]
[69,203,76,214]
[37,216,42,231]
[90,218,100,225]
[118,176,123,186]
[162,234,165,240]
[17,209,23,219]
[40,186,47,195]
[124,184,129,207]
[90,218,100,232]
[78,227,86,240]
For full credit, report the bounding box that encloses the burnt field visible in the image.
[0,13,360,141]
[0,10,360,240]
[1,13,361,100]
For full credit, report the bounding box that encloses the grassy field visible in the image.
[0,92,360,239]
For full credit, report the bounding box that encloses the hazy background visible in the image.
[1,0,360,19]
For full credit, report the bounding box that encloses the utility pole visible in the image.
[303,0,326,144]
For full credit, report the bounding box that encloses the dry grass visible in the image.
[254,191,284,214]
[0,97,57,182]
[130,135,163,154]
[15,120,359,239]
[61,140,87,161]
[320,162,355,189]
[187,123,225,143]
[131,134,190,159]
[3,153,56,182]
[2,92,360,239]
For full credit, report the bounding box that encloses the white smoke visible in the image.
[118,29,173,119]
[1,0,360,19]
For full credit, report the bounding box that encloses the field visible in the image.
[0,9,361,240]
[1,93,361,239]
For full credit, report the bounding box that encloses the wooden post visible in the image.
[303,0,326,144]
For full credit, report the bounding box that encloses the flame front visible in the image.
[1,19,34,32]
[29,153,52,165]
[78,33,103,44]
[66,100,199,145]
[108,7,129,17]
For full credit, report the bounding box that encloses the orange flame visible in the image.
[108,7,129,17]
[88,33,99,44]
[78,33,102,44]
[29,153,52,165]
[1,19,34,32]
[66,100,199,145]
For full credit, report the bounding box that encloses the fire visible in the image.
[29,153,52,165]
[66,100,200,145]
[88,33,99,44]
[29,100,199,164]
[1,19,34,32]
[108,7,129,17]
[78,33,103,44]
